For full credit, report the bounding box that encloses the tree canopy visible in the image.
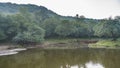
[93,19,120,40]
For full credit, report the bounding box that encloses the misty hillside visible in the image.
[0,2,99,21]
[0,2,59,17]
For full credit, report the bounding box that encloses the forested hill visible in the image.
[0,2,55,14]
[0,2,120,45]
[0,2,97,21]
[0,2,59,17]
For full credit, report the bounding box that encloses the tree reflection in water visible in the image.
[0,48,119,68]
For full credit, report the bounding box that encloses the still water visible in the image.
[0,48,120,68]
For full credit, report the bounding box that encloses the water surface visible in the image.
[0,48,120,68]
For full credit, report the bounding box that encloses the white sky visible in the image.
[0,0,120,19]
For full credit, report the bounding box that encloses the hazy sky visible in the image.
[0,0,120,19]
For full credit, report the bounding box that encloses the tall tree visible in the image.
[55,20,76,37]
[42,17,60,37]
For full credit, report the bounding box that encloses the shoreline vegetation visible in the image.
[0,38,120,56]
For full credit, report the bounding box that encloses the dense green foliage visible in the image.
[93,19,120,40]
[55,20,76,37]
[42,18,60,37]
[0,3,120,45]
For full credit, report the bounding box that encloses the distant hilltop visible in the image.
[0,2,58,16]
[0,2,97,20]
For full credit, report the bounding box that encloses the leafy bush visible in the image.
[13,25,45,45]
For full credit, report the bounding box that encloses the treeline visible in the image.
[0,7,120,44]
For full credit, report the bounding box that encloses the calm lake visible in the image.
[0,48,120,68]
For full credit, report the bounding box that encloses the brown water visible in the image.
[0,48,120,68]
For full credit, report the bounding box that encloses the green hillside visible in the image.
[0,2,120,45]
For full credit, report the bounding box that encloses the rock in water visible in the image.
[9,48,27,52]
[0,51,18,56]
[0,48,27,56]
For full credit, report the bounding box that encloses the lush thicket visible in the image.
[0,3,120,44]
[93,18,120,40]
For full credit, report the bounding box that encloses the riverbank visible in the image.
[42,38,98,49]
[0,38,120,51]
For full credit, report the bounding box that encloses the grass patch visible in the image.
[89,40,120,48]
